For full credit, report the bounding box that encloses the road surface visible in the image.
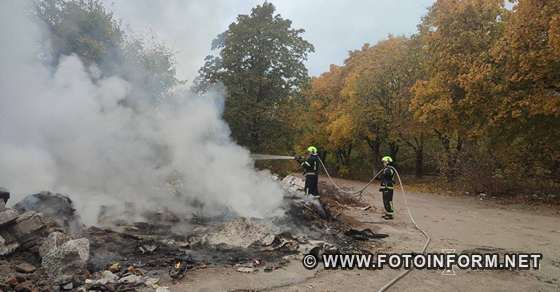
[170,177,560,291]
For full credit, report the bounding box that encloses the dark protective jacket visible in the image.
[379,166,396,189]
[301,154,319,176]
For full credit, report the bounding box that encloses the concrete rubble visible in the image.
[0,208,18,226]
[15,191,83,234]
[84,269,163,290]
[39,231,71,257]
[0,189,166,291]
[0,189,88,290]
[202,217,277,248]
[42,238,90,281]
[280,175,306,197]
[0,208,52,256]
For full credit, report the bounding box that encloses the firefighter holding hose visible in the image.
[296,146,320,197]
[379,156,396,220]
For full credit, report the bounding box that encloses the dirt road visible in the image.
[171,177,560,291]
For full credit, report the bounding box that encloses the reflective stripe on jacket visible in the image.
[380,167,395,188]
[302,154,319,176]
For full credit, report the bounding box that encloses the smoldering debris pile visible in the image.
[0,176,388,291]
[0,190,90,291]
[0,189,181,291]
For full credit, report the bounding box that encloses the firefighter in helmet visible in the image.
[379,156,396,219]
[298,146,320,197]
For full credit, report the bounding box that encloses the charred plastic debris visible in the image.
[0,176,388,291]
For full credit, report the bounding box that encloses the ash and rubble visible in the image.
[0,175,387,291]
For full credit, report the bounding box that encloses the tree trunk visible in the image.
[389,142,399,162]
[435,130,463,182]
[345,144,352,165]
[448,137,463,181]
[366,138,382,174]
[415,147,424,178]
[335,144,352,166]
[319,150,327,163]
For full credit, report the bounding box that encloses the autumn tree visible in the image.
[339,37,429,175]
[318,65,357,172]
[486,0,560,183]
[36,0,123,69]
[339,44,388,172]
[292,0,558,194]
[194,3,314,152]
[411,0,506,180]
[35,0,179,104]
[296,65,355,174]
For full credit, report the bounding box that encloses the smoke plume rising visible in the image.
[0,0,284,224]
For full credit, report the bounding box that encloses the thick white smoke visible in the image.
[0,1,284,224]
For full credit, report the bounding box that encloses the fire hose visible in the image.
[251,153,382,196]
[375,165,431,292]
[316,156,383,197]
[316,158,431,291]
[252,153,431,291]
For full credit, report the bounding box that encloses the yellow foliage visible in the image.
[293,0,559,186]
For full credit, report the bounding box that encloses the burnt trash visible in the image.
[126,265,146,276]
[83,282,112,292]
[144,277,160,288]
[283,175,330,219]
[0,170,392,290]
[0,234,19,256]
[14,191,83,234]
[306,198,329,220]
[60,281,74,291]
[84,270,119,288]
[138,240,158,254]
[118,273,143,284]
[344,228,388,241]
[169,254,195,281]
[15,262,37,273]
[84,268,161,291]
[236,266,256,273]
[142,207,181,224]
[307,242,338,261]
[53,275,75,291]
[266,232,306,253]
[290,196,330,221]
[108,262,121,273]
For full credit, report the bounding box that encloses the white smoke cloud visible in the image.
[0,0,284,224]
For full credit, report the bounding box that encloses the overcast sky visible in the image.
[102,0,435,82]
